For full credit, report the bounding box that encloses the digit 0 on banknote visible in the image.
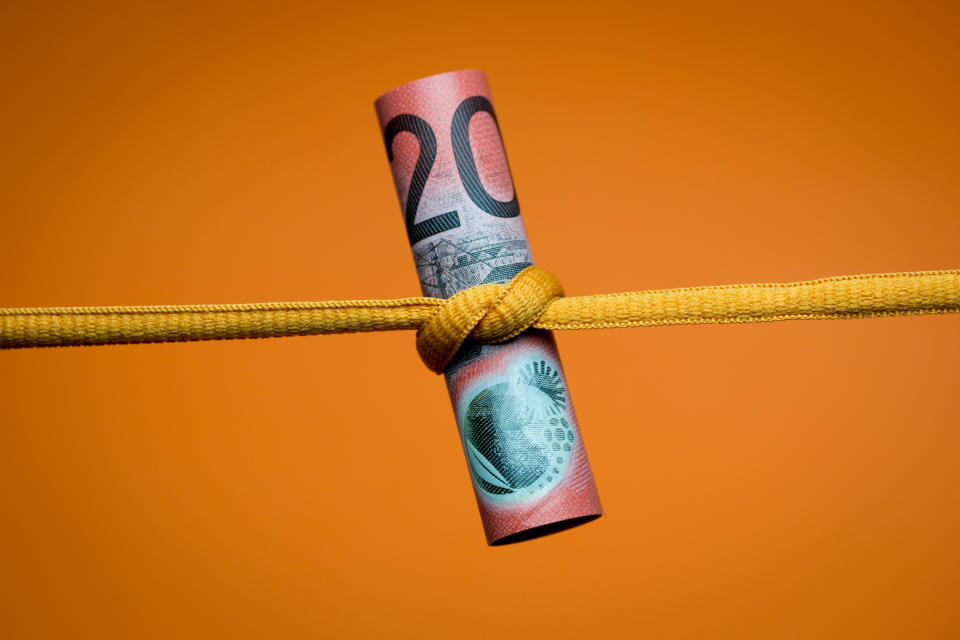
[375,70,602,544]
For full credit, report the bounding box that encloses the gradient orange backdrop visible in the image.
[2,2,959,638]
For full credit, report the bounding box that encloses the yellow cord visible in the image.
[2,267,958,372]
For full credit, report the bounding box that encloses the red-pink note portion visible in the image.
[376,70,601,544]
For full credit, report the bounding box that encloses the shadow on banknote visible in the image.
[489,514,602,546]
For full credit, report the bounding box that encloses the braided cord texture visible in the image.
[2,268,958,371]
[537,269,960,329]
[0,298,442,348]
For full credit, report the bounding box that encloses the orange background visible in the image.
[1,2,959,637]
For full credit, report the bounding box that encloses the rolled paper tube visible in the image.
[375,70,602,544]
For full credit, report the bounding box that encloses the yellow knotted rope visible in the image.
[2,266,958,372]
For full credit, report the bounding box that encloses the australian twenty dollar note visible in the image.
[375,70,602,544]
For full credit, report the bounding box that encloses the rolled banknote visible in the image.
[375,70,602,544]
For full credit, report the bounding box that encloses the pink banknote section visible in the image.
[376,70,601,544]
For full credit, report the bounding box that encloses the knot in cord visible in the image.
[416,265,564,373]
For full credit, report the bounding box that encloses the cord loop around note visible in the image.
[415,266,564,373]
